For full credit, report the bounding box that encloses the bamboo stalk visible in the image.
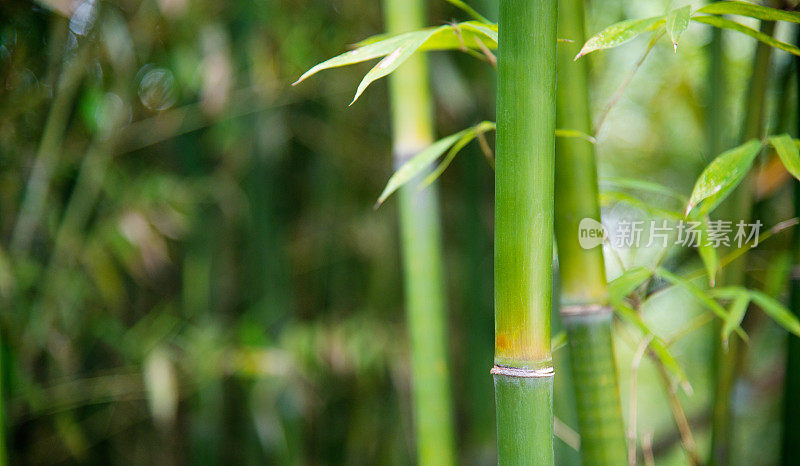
[11,43,91,254]
[382,1,456,464]
[494,0,557,463]
[780,25,800,466]
[554,0,627,463]
[710,20,775,466]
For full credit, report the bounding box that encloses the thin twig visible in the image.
[666,313,714,346]
[652,353,703,465]
[554,416,581,451]
[11,44,91,254]
[594,29,665,135]
[642,432,656,466]
[449,23,488,63]
[474,36,497,68]
[476,128,495,169]
[628,335,654,466]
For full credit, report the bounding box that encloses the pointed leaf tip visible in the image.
[577,16,665,58]
[686,139,762,216]
[666,5,691,52]
[769,134,800,181]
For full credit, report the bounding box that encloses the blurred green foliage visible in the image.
[1,0,798,464]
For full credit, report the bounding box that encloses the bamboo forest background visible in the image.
[1,0,798,464]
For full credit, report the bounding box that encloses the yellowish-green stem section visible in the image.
[494,0,557,463]
[494,0,556,370]
[384,1,456,465]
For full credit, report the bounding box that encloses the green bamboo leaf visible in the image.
[551,331,567,352]
[708,286,745,300]
[666,5,691,52]
[655,267,748,341]
[460,21,498,44]
[576,16,665,59]
[721,291,749,346]
[690,212,719,287]
[554,128,596,144]
[355,21,497,49]
[600,176,688,203]
[351,30,440,105]
[376,128,471,206]
[295,23,498,96]
[697,1,800,23]
[608,266,652,303]
[685,139,762,217]
[749,290,800,337]
[614,301,689,388]
[423,121,496,187]
[692,15,800,56]
[420,22,498,51]
[599,191,683,220]
[419,123,592,188]
[769,134,800,181]
[443,0,491,23]
[293,31,420,85]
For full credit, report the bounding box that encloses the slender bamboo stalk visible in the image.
[11,43,90,254]
[383,1,456,464]
[780,25,800,466]
[554,0,627,463]
[494,0,557,463]
[710,21,775,466]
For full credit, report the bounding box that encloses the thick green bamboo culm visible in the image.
[554,0,626,463]
[561,314,626,464]
[383,0,456,464]
[494,0,557,463]
[710,20,775,466]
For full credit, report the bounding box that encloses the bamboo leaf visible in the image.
[551,331,567,352]
[697,231,718,287]
[599,191,683,220]
[692,15,800,56]
[554,128,596,144]
[721,291,749,346]
[423,122,496,187]
[614,301,689,387]
[351,30,439,105]
[655,267,748,341]
[293,32,420,85]
[697,1,800,24]
[769,134,800,181]
[576,16,665,59]
[376,129,471,206]
[355,21,497,50]
[294,22,497,92]
[600,176,688,203]
[609,267,652,303]
[685,139,762,217]
[443,0,491,23]
[749,290,800,337]
[406,123,593,192]
[460,21,498,44]
[421,22,498,51]
[666,5,691,52]
[691,212,719,287]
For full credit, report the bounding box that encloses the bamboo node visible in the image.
[490,365,555,378]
